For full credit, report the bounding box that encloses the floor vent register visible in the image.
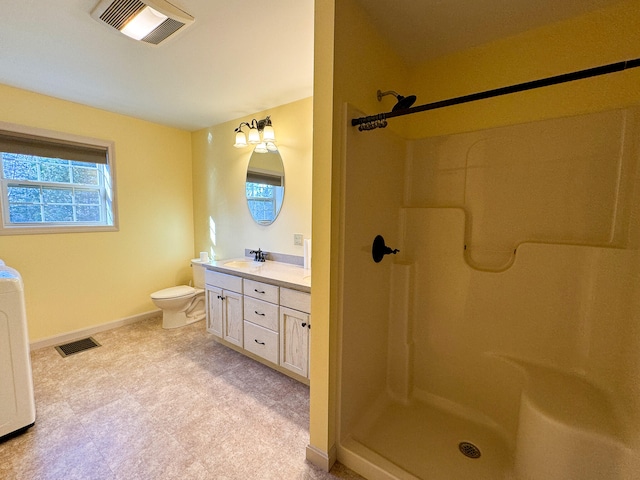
[55,337,101,357]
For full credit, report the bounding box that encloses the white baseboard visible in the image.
[306,443,337,472]
[30,310,161,351]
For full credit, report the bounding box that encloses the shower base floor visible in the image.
[349,397,514,480]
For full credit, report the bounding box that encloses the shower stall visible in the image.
[337,104,640,479]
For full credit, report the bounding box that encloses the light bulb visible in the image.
[262,125,276,142]
[121,6,168,40]
[233,131,247,148]
[254,142,268,153]
[248,127,260,144]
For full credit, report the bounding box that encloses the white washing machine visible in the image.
[0,260,35,441]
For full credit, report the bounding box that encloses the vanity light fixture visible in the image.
[91,0,194,46]
[233,116,277,152]
[253,142,278,153]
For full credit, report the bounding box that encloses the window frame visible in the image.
[0,122,119,235]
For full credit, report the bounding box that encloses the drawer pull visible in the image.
[254,311,266,316]
[254,339,266,345]
[254,289,266,294]
[302,322,311,329]
[217,295,225,300]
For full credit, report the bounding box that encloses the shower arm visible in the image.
[351,57,640,130]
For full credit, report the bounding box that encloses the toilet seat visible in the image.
[151,285,195,300]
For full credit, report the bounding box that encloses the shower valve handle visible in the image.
[372,235,399,263]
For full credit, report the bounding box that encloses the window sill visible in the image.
[0,224,119,236]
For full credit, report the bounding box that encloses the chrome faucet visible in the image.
[249,249,266,262]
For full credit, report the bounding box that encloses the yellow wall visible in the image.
[403,0,640,138]
[0,85,311,346]
[0,84,194,342]
[309,0,337,465]
[310,0,640,470]
[191,97,312,261]
[310,0,409,464]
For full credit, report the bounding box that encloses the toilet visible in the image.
[150,260,206,329]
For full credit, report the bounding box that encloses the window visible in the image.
[246,182,278,223]
[246,169,284,225]
[0,123,117,234]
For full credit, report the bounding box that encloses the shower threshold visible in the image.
[348,397,514,480]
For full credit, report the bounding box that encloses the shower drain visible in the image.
[458,441,481,459]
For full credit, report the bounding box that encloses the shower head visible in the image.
[377,89,417,111]
[394,94,417,111]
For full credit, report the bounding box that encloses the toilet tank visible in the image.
[191,260,206,288]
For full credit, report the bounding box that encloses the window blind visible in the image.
[0,130,108,164]
[246,170,283,187]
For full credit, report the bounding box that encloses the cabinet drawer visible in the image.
[206,270,242,293]
[244,279,279,304]
[244,321,279,364]
[244,296,279,331]
[280,288,311,313]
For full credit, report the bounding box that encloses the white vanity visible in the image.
[205,258,311,384]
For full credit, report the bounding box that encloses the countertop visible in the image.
[204,257,311,293]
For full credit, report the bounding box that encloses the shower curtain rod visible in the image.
[351,57,640,130]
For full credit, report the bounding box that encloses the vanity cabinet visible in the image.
[205,271,243,347]
[205,266,311,383]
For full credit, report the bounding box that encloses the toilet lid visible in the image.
[151,285,196,300]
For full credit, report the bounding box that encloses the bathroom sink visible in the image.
[214,259,310,289]
[223,260,254,269]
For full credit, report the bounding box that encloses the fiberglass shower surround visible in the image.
[338,106,640,479]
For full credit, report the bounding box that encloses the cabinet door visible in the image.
[206,286,223,337]
[223,290,243,347]
[279,306,309,378]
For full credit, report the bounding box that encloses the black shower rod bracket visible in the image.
[351,57,640,130]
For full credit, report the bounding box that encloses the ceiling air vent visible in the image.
[91,0,194,46]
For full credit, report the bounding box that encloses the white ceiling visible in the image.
[0,0,315,131]
[0,0,623,131]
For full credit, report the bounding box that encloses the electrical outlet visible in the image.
[293,233,304,246]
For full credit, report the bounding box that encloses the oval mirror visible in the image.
[245,148,285,225]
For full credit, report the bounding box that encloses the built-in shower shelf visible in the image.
[520,365,624,441]
[513,363,635,479]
